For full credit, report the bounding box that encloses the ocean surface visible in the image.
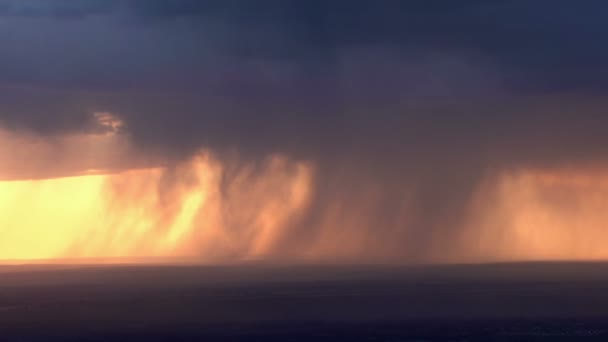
[2,262,608,341]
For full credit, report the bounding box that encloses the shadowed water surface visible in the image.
[2,262,608,340]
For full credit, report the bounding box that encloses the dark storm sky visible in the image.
[1,0,607,158]
[3,0,608,261]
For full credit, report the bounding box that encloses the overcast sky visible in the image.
[2,1,608,261]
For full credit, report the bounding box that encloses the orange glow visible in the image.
[4,163,608,263]
[465,168,608,261]
[0,152,314,262]
[4,115,608,263]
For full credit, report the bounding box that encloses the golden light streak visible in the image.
[0,152,314,262]
[4,162,608,263]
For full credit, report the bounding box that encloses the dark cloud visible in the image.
[1,0,607,88]
[1,1,608,261]
[2,0,607,167]
[0,0,116,18]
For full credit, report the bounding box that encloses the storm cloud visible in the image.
[2,0,608,262]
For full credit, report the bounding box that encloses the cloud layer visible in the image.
[2,1,608,262]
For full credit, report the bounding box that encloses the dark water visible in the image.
[2,262,608,341]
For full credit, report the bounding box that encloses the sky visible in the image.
[1,0,608,263]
